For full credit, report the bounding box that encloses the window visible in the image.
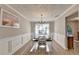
[35,24,49,38]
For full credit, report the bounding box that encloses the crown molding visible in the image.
[55,4,77,20]
[5,4,29,21]
[5,4,77,22]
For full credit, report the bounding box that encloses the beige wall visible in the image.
[0,5,31,54]
[0,5,31,39]
[54,5,79,49]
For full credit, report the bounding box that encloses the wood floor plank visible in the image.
[14,40,79,55]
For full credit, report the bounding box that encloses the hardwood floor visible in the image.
[14,40,79,55]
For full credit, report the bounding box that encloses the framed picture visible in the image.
[0,8,20,28]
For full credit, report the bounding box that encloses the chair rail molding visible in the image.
[0,33,31,55]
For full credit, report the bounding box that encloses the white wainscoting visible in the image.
[53,32,67,49]
[0,33,31,55]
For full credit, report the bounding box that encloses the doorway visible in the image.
[65,11,79,49]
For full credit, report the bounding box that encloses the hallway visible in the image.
[0,4,79,55]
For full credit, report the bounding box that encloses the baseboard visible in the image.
[12,40,30,55]
[53,39,67,50]
[0,33,31,55]
[13,40,32,55]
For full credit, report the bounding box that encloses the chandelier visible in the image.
[40,14,47,23]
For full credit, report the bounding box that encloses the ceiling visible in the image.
[9,4,72,22]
